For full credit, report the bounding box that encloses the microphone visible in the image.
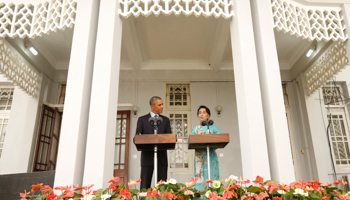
[148,117,155,126]
[200,120,207,126]
[156,116,163,126]
[208,120,214,125]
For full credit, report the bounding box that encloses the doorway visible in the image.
[114,110,130,186]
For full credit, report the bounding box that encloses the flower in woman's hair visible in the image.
[212,180,221,188]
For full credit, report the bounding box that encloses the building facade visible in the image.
[0,0,349,192]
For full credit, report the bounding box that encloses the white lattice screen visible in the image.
[0,39,39,97]
[0,0,77,39]
[271,0,347,42]
[119,0,234,18]
[305,42,349,95]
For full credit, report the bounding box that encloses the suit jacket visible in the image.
[135,113,172,167]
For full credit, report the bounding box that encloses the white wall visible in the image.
[118,80,241,186]
[0,73,47,174]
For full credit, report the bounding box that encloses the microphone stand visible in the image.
[154,126,158,186]
[206,122,211,187]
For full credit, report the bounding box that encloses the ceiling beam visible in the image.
[207,18,230,70]
[123,17,144,70]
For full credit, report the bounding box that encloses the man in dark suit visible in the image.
[135,96,172,190]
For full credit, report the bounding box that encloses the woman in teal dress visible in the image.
[191,105,220,191]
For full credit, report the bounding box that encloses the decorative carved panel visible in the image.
[0,39,39,96]
[119,0,234,19]
[0,0,77,39]
[305,42,349,95]
[271,0,347,42]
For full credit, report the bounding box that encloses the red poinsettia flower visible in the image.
[333,192,350,199]
[108,176,121,183]
[44,194,57,200]
[266,182,278,194]
[161,192,175,200]
[253,176,264,184]
[190,177,198,182]
[62,191,74,198]
[177,196,184,200]
[117,188,131,200]
[128,178,141,187]
[31,183,43,193]
[20,192,30,197]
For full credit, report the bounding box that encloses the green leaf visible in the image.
[263,180,279,185]
[309,192,320,199]
[283,194,293,200]
[247,186,264,193]
[32,195,45,200]
[95,188,104,197]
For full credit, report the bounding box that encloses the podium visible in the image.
[134,134,176,185]
[188,133,229,185]
[134,134,177,151]
[188,134,229,149]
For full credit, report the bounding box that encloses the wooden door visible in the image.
[114,111,130,186]
[33,105,62,171]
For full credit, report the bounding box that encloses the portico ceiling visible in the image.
[5,5,324,80]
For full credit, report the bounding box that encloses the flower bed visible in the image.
[20,175,350,200]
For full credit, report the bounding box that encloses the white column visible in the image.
[250,0,295,183]
[296,74,333,183]
[82,0,122,189]
[342,4,350,60]
[54,0,99,187]
[0,74,45,174]
[230,0,271,179]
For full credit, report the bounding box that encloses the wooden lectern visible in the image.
[134,134,176,186]
[188,133,229,185]
[188,133,229,149]
[134,134,177,151]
